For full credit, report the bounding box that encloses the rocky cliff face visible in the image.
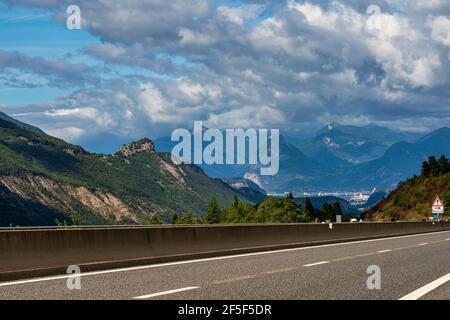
[116,138,155,157]
[0,175,138,224]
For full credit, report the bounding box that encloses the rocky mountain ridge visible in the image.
[0,117,257,227]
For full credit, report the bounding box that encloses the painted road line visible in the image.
[378,249,392,253]
[355,252,377,258]
[332,256,355,262]
[418,243,428,246]
[212,275,257,285]
[133,287,200,299]
[2,230,450,288]
[303,261,330,267]
[393,245,420,251]
[261,267,297,275]
[399,273,450,300]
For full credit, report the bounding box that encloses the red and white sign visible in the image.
[432,196,445,214]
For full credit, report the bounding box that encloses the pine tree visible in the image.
[429,156,439,176]
[305,198,315,220]
[320,203,334,221]
[233,195,240,209]
[438,155,450,174]
[421,160,430,176]
[204,198,222,224]
[445,191,450,215]
[284,193,304,223]
[333,202,343,217]
[287,193,294,202]
[422,155,450,176]
[149,216,163,225]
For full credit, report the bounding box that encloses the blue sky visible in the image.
[0,0,450,152]
[0,3,92,104]
[0,1,177,105]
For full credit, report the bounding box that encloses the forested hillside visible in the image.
[0,118,257,226]
[366,156,450,221]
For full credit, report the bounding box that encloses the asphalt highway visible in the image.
[1,230,450,300]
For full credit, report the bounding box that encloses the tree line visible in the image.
[149,194,346,225]
[421,155,450,214]
[421,155,450,177]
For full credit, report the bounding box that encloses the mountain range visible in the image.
[0,112,259,227]
[250,126,449,193]
[155,123,448,194]
[1,111,447,226]
[291,123,420,164]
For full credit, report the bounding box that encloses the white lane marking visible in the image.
[1,230,450,288]
[261,267,297,275]
[418,243,428,246]
[393,245,421,251]
[213,275,257,284]
[332,256,355,262]
[378,249,392,253]
[356,252,377,258]
[399,273,450,300]
[303,261,330,267]
[133,286,199,299]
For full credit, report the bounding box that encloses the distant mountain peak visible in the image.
[415,127,450,145]
[326,122,341,130]
[116,138,155,157]
[316,122,342,136]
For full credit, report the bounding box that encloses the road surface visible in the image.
[1,230,450,300]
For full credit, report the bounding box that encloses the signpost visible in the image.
[432,196,445,221]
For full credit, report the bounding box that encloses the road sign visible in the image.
[432,196,445,214]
